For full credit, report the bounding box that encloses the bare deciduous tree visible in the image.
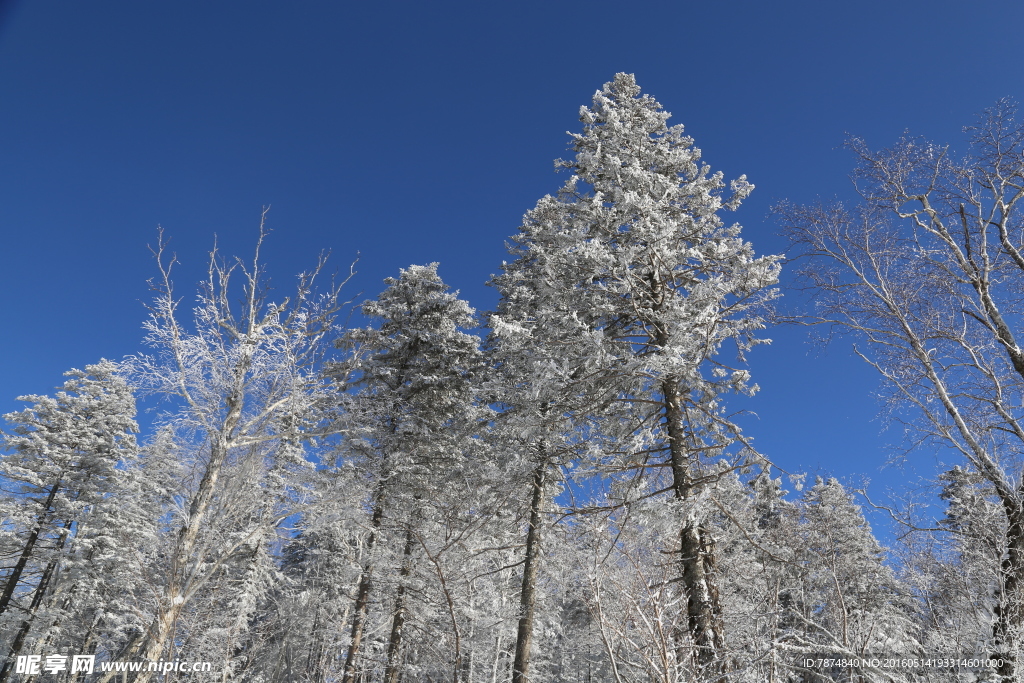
[127,218,349,681]
[781,100,1024,680]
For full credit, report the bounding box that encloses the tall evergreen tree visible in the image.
[899,467,1005,668]
[338,263,488,683]
[491,72,780,678]
[0,360,139,679]
[797,479,917,671]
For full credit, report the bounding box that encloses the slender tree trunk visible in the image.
[0,516,73,683]
[70,613,102,683]
[662,378,724,675]
[341,494,386,683]
[490,633,504,683]
[465,584,475,683]
[512,455,547,683]
[993,496,1024,682]
[0,560,56,682]
[134,431,238,683]
[306,607,327,683]
[383,527,416,683]
[0,482,61,619]
[91,632,144,683]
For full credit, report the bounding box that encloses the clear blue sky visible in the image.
[1,0,1021,519]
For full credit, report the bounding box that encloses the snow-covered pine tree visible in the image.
[785,478,918,682]
[337,263,488,683]
[488,260,597,683]
[899,467,1005,670]
[263,472,372,682]
[737,468,802,682]
[0,360,139,679]
[492,72,780,678]
[254,462,358,680]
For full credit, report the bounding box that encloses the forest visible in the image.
[1,73,1023,682]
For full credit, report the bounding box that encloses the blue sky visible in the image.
[1,0,1021,522]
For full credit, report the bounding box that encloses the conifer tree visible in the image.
[492,72,780,679]
[783,479,918,682]
[0,360,139,679]
[901,467,1004,666]
[338,263,487,683]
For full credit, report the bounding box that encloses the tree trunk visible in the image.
[383,527,416,683]
[993,496,1024,682]
[0,482,61,619]
[91,631,144,683]
[662,378,724,675]
[341,495,386,683]
[306,607,327,683]
[133,602,183,683]
[678,521,723,667]
[512,455,547,683]
[0,515,73,683]
[133,433,237,683]
[0,558,58,682]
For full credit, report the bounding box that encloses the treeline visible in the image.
[0,74,1020,683]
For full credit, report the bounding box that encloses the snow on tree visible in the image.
[124,223,348,681]
[791,478,918,680]
[262,475,372,681]
[0,360,140,678]
[491,72,781,679]
[896,466,1006,674]
[0,77,982,683]
[781,99,1024,681]
[336,263,489,683]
